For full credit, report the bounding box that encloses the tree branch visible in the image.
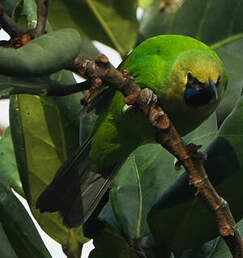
[35,0,49,37]
[68,54,243,258]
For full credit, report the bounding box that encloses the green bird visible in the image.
[36,35,227,227]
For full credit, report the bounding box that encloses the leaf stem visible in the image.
[132,155,143,239]
[210,33,243,50]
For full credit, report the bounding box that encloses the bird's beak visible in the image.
[209,80,218,100]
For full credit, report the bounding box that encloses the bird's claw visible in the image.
[81,78,103,105]
[186,143,202,154]
[175,159,183,170]
[122,104,134,113]
[141,88,158,105]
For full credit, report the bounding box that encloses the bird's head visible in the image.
[170,49,227,109]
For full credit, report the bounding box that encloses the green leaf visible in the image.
[110,113,217,241]
[51,69,98,155]
[0,74,51,99]
[0,223,18,258]
[0,173,51,258]
[138,0,169,42]
[52,71,84,129]
[2,0,21,17]
[12,0,51,31]
[79,37,100,59]
[13,0,38,29]
[52,71,92,155]
[148,97,243,252]
[140,0,243,44]
[219,95,243,169]
[183,113,218,151]
[3,0,39,30]
[0,29,81,76]
[89,224,138,258]
[212,36,243,125]
[9,94,87,250]
[179,219,243,257]
[176,239,217,257]
[0,128,23,196]
[110,144,181,240]
[48,0,138,56]
[138,0,153,9]
[99,201,122,234]
[8,69,95,255]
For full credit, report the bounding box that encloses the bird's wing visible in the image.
[36,137,119,227]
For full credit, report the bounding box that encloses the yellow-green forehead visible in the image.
[177,50,222,83]
[188,55,221,82]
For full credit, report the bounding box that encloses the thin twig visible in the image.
[35,0,49,37]
[46,81,91,96]
[0,4,25,37]
[68,54,243,258]
[0,4,35,48]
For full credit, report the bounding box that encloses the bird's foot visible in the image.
[122,103,134,113]
[81,78,103,105]
[186,143,202,154]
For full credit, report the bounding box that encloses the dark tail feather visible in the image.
[36,139,115,228]
[83,190,109,238]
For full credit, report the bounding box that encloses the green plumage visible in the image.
[36,35,227,227]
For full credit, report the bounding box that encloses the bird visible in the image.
[36,35,227,228]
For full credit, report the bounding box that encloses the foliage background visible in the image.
[1,0,243,257]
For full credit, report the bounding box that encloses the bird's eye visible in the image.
[187,72,195,84]
[187,72,193,80]
[216,75,221,86]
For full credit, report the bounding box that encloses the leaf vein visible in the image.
[86,0,124,55]
[227,0,241,37]
[196,0,212,40]
[132,155,143,239]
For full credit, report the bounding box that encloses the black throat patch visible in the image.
[184,73,219,108]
